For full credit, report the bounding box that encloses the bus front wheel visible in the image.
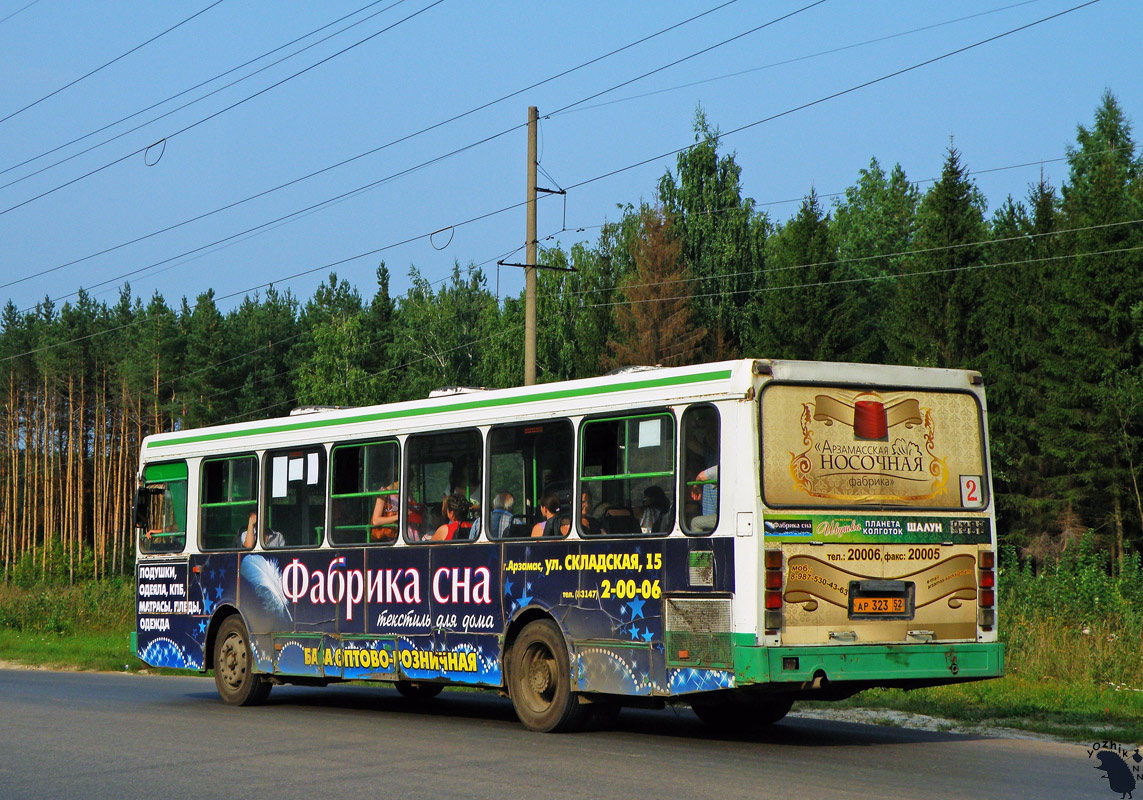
[213,616,272,706]
[508,619,587,733]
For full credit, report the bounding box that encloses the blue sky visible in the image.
[0,0,1137,315]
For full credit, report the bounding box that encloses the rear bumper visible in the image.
[734,640,1004,686]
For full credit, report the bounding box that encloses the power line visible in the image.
[0,0,1109,356]
[560,0,1103,195]
[1,0,744,293]
[0,0,410,183]
[0,0,41,26]
[556,0,1049,116]
[0,0,447,218]
[548,0,829,117]
[0,0,228,126]
[576,242,1143,311]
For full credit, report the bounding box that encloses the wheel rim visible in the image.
[520,641,557,712]
[218,631,247,692]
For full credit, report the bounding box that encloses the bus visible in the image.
[133,358,1003,732]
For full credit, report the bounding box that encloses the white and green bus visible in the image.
[133,358,1003,732]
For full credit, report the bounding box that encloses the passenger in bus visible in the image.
[531,493,569,538]
[491,492,515,537]
[370,480,399,541]
[579,489,601,535]
[431,493,474,541]
[593,501,638,534]
[406,499,426,540]
[689,465,718,532]
[235,512,285,549]
[640,485,670,533]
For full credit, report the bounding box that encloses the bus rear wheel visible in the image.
[213,616,272,706]
[508,619,587,733]
[691,693,792,731]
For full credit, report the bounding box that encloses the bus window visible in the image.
[681,405,720,535]
[487,420,573,539]
[406,429,482,543]
[138,461,187,553]
[264,447,326,548]
[580,412,675,536]
[200,455,258,550]
[330,440,400,545]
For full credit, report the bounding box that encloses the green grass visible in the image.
[0,629,147,672]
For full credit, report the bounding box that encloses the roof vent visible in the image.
[602,365,661,376]
[289,405,343,416]
[428,386,488,398]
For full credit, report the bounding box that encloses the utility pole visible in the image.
[524,106,538,386]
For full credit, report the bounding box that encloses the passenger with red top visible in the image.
[431,493,473,541]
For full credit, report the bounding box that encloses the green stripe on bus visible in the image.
[146,369,734,450]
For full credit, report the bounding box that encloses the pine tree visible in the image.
[658,108,769,357]
[889,145,989,368]
[604,207,705,369]
[1043,91,1143,560]
[830,158,920,362]
[750,191,854,361]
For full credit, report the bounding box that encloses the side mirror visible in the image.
[133,488,149,530]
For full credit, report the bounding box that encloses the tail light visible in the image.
[764,549,783,633]
[978,550,996,630]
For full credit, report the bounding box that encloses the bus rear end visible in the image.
[753,361,1002,696]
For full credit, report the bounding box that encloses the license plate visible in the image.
[848,580,915,619]
[852,597,905,614]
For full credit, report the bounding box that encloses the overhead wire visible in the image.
[547,0,829,117]
[556,0,1049,116]
[1,0,1110,361]
[0,0,228,126]
[537,143,1136,247]
[0,0,447,218]
[1,0,745,293]
[0,0,410,183]
[224,232,1143,424]
[558,0,1104,195]
[0,0,41,26]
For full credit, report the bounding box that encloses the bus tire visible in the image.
[395,680,443,700]
[691,693,792,731]
[213,616,272,706]
[508,619,587,733]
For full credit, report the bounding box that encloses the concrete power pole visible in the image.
[524,106,538,386]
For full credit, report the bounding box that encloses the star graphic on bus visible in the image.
[627,597,646,620]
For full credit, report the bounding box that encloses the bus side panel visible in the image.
[504,537,734,697]
[137,559,206,669]
[236,545,505,686]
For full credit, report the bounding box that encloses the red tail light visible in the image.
[763,549,784,632]
[979,588,995,608]
[978,570,995,588]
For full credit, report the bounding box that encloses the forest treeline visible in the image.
[3,93,1142,582]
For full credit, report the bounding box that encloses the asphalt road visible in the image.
[0,668,1105,800]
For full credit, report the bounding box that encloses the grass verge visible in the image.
[801,675,1143,743]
